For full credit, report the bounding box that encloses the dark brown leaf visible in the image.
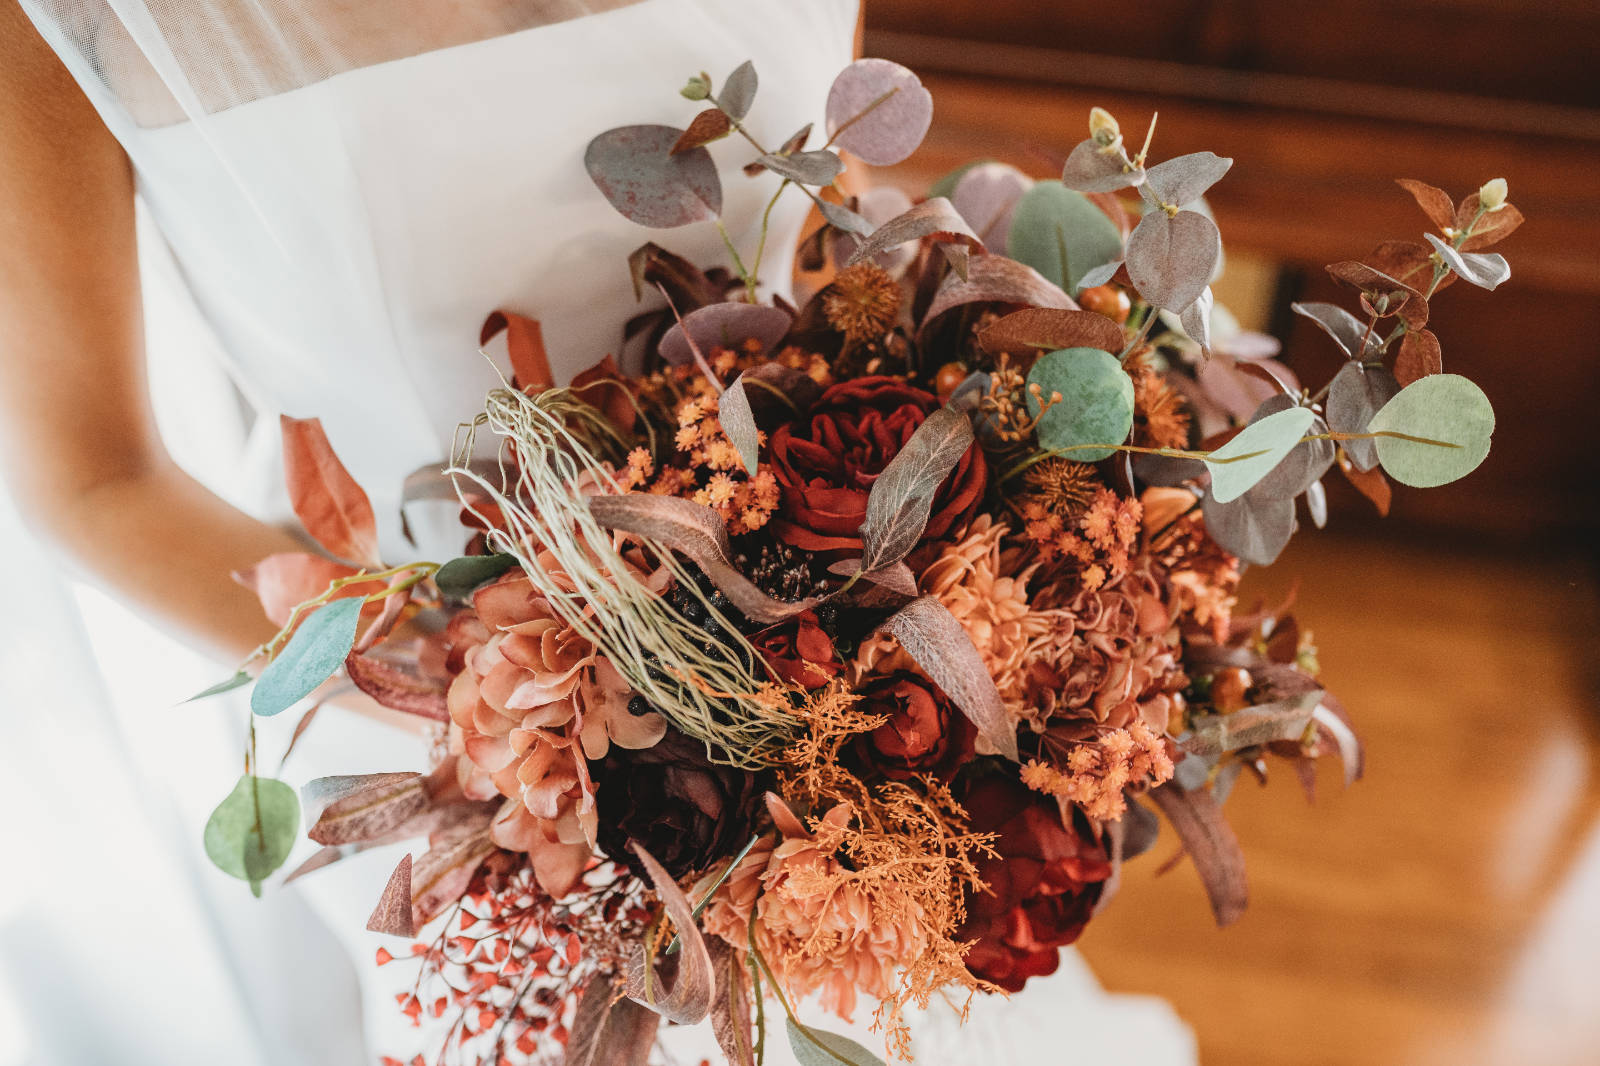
[739,361,823,416]
[918,254,1075,346]
[1395,178,1455,231]
[304,772,429,846]
[568,975,660,1066]
[588,494,820,624]
[977,307,1125,356]
[1394,328,1443,386]
[859,407,974,573]
[709,941,756,1066]
[880,597,1018,761]
[672,108,732,154]
[628,241,724,306]
[625,843,714,1024]
[1149,781,1248,927]
[365,854,415,937]
[845,197,983,279]
[280,416,381,567]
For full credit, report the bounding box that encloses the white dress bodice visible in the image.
[16,1,1196,1062]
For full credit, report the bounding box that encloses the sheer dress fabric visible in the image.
[8,0,1196,1061]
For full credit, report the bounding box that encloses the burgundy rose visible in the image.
[768,376,986,552]
[752,610,842,689]
[956,774,1112,992]
[852,671,975,781]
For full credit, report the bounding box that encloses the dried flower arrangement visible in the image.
[191,54,1515,1066]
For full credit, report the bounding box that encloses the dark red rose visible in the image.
[752,610,842,689]
[852,671,975,781]
[956,774,1112,992]
[767,376,986,552]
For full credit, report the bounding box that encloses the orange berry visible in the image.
[934,361,968,400]
[1212,667,1254,713]
[1079,284,1131,324]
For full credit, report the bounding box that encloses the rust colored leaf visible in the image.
[366,854,415,937]
[625,843,714,1024]
[977,307,1126,356]
[672,108,732,154]
[345,652,451,722]
[1149,781,1248,926]
[845,197,983,279]
[1395,178,1455,231]
[233,552,373,629]
[568,975,660,1066]
[1364,239,1452,294]
[480,310,554,392]
[709,941,756,1066]
[410,816,495,927]
[280,416,381,567]
[718,372,761,477]
[918,254,1075,345]
[1394,328,1443,386]
[1459,203,1524,251]
[588,494,820,624]
[304,772,428,846]
[1338,452,1392,516]
[880,597,1018,761]
[628,241,724,306]
[571,354,638,436]
[859,407,974,573]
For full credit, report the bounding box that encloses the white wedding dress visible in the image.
[11,1,1195,1063]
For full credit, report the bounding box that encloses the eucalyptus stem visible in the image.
[717,218,759,302]
[749,180,790,291]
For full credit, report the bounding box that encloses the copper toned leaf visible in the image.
[672,108,732,154]
[1394,328,1443,386]
[480,311,555,391]
[569,975,660,1066]
[860,407,974,573]
[303,772,428,845]
[588,494,820,623]
[1363,239,1449,294]
[709,941,756,1066]
[280,416,381,567]
[1459,203,1523,252]
[1338,453,1392,516]
[978,307,1125,356]
[410,816,495,927]
[880,597,1018,761]
[625,843,715,1024]
[585,125,722,228]
[659,302,792,368]
[845,197,983,278]
[1395,178,1455,231]
[366,854,415,937]
[1148,781,1248,926]
[233,552,372,629]
[825,58,933,167]
[344,652,451,722]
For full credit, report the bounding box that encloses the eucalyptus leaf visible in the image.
[1076,259,1122,290]
[818,199,872,236]
[1025,347,1135,462]
[1306,478,1329,529]
[204,774,301,895]
[824,59,932,167]
[1204,406,1317,503]
[1201,487,1296,566]
[786,1018,886,1066]
[1326,362,1401,471]
[1424,233,1510,291]
[720,60,758,120]
[1125,209,1220,312]
[1368,373,1495,487]
[185,671,251,703]
[585,126,722,228]
[1060,138,1144,193]
[758,150,842,187]
[1143,151,1233,208]
[859,407,974,572]
[251,597,363,717]
[434,553,518,600]
[1006,180,1124,296]
[1248,396,1335,499]
[1291,301,1370,359]
[928,159,988,200]
[950,161,1033,252]
[719,373,762,477]
[1181,286,1214,352]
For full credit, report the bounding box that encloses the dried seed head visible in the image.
[1478,177,1508,212]
[823,262,902,340]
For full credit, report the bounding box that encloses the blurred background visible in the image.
[866,2,1600,1063]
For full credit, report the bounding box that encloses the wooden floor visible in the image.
[1077,533,1600,1065]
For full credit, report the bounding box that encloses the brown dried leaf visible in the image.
[304,772,429,846]
[1394,328,1443,386]
[568,975,660,1066]
[845,197,984,280]
[880,597,1018,761]
[860,407,974,573]
[1459,203,1524,251]
[1148,781,1248,926]
[345,652,451,722]
[588,494,820,624]
[626,843,714,1024]
[280,416,381,567]
[480,310,554,392]
[410,816,495,927]
[918,254,1075,345]
[365,854,415,937]
[977,307,1125,356]
[673,108,732,154]
[1395,178,1455,231]
[709,941,756,1066]
[1364,239,1452,295]
[1338,452,1392,516]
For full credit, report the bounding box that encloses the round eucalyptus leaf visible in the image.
[1006,180,1124,296]
[1025,347,1135,462]
[825,58,932,167]
[1249,396,1335,499]
[1326,361,1401,471]
[1204,406,1317,503]
[1368,373,1495,487]
[204,774,301,894]
[786,1018,886,1066]
[1126,208,1220,312]
[1201,489,1296,567]
[251,597,363,717]
[928,159,989,200]
[585,125,722,228]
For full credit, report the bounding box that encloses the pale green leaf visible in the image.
[184,671,251,704]
[204,774,301,894]
[1006,180,1124,296]
[786,1018,886,1066]
[1205,406,1317,503]
[1025,347,1135,462]
[1368,373,1494,487]
[251,597,363,716]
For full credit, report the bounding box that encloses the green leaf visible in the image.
[183,671,251,703]
[1205,406,1317,503]
[785,1018,886,1066]
[204,774,301,895]
[434,553,518,600]
[1006,180,1124,296]
[1025,347,1135,462]
[1368,373,1495,488]
[251,598,362,717]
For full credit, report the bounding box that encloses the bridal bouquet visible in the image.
[193,56,1514,1066]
